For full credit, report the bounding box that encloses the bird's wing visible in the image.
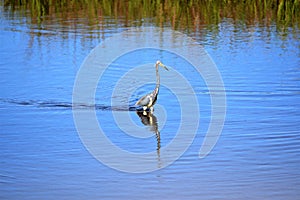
[135,93,151,106]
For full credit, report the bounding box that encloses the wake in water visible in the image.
[0,98,137,111]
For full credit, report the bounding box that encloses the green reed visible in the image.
[2,0,299,32]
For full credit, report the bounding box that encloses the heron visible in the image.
[135,60,169,112]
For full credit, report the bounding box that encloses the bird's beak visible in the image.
[159,63,169,71]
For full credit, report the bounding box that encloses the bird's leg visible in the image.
[142,110,147,115]
[150,106,154,113]
[142,106,148,115]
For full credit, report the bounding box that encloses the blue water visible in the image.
[1,6,300,200]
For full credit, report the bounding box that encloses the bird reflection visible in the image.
[136,111,161,160]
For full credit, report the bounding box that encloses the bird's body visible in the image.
[135,60,168,112]
[135,87,159,111]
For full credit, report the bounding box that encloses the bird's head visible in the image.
[156,60,169,71]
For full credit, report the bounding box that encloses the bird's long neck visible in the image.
[154,66,160,94]
[156,66,160,88]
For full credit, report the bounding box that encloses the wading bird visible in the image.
[135,60,169,112]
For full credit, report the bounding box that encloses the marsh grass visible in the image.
[2,0,299,35]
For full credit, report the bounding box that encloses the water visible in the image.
[1,4,300,200]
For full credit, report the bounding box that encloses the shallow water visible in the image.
[1,4,300,200]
